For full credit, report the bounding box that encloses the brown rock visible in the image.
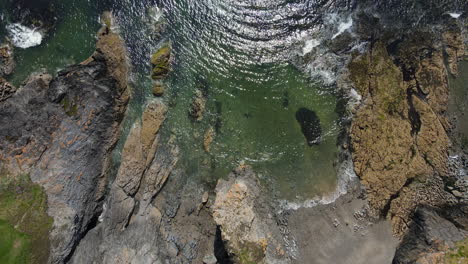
[189,89,207,121]
[443,29,465,76]
[152,82,165,97]
[84,12,129,98]
[0,41,15,76]
[349,33,454,236]
[116,100,168,196]
[213,167,268,263]
[203,127,215,152]
[0,77,16,102]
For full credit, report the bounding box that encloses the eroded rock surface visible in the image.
[393,205,468,264]
[0,20,129,263]
[348,14,467,262]
[213,166,288,264]
[349,28,464,234]
[70,99,220,264]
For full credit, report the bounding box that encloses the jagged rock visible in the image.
[349,29,463,237]
[109,100,169,229]
[9,0,56,32]
[202,191,209,204]
[393,206,468,264]
[203,254,217,264]
[443,27,465,76]
[0,77,16,102]
[213,166,286,264]
[0,41,15,76]
[70,98,220,264]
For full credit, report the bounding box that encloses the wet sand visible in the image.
[286,180,398,264]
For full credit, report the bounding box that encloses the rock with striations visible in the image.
[0,15,130,263]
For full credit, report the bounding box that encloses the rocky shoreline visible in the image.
[0,6,467,264]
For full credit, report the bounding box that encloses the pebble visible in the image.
[203,254,217,264]
[202,191,209,204]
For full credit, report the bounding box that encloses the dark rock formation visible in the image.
[295,107,322,146]
[0,41,15,76]
[9,0,56,31]
[0,19,129,263]
[0,77,16,102]
[393,205,468,264]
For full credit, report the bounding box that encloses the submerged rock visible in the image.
[152,82,165,97]
[6,0,56,49]
[189,89,207,121]
[295,107,322,146]
[203,127,215,152]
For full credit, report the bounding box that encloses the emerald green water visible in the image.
[1,0,342,200]
[163,60,339,198]
[157,0,341,199]
[0,0,100,86]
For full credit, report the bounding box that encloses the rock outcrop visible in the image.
[349,26,465,234]
[213,166,288,264]
[0,18,129,263]
[0,77,16,102]
[393,205,468,264]
[348,14,467,262]
[70,98,221,264]
[151,44,171,80]
[0,41,15,76]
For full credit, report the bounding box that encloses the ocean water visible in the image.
[2,0,465,202]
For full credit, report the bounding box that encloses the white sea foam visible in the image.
[350,88,362,102]
[279,158,357,211]
[332,17,353,39]
[98,203,107,222]
[449,13,462,19]
[6,23,43,49]
[302,38,320,55]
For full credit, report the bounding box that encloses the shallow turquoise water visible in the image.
[157,0,341,199]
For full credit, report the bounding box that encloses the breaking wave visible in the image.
[6,23,43,49]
